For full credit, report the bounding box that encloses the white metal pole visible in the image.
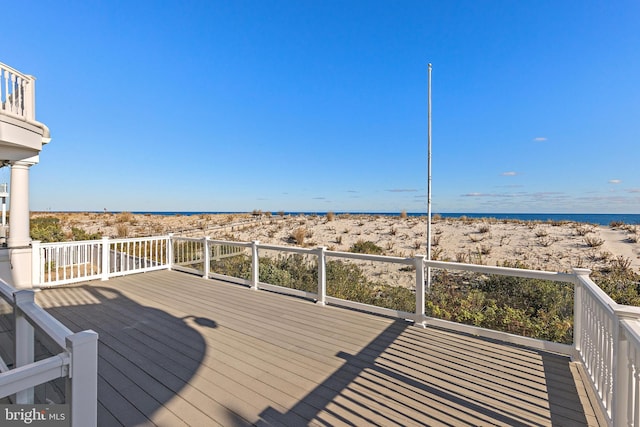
[426,63,432,291]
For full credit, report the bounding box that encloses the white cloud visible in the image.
[463,192,485,197]
[387,189,417,193]
[609,179,622,184]
[533,137,547,142]
[501,171,517,176]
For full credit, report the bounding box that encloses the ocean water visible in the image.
[127,211,640,226]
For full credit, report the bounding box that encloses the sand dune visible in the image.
[33,212,640,275]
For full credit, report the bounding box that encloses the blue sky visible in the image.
[3,1,639,213]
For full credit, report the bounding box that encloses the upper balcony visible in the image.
[0,61,50,162]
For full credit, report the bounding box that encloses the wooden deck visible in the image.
[34,270,604,426]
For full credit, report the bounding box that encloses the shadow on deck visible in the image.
[34,270,601,426]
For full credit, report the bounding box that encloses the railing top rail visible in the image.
[207,239,252,248]
[39,240,102,248]
[621,318,640,348]
[0,279,73,349]
[326,249,414,265]
[258,243,317,255]
[0,278,14,301]
[109,235,170,244]
[16,294,73,349]
[574,272,618,317]
[0,62,33,80]
[427,259,577,283]
[172,236,206,243]
[172,236,253,248]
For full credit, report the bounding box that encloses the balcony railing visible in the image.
[27,235,640,426]
[0,62,36,122]
[0,278,98,426]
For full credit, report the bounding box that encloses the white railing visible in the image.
[573,270,640,426]
[0,62,35,121]
[28,235,640,425]
[36,240,103,286]
[0,278,98,426]
[170,237,576,352]
[33,236,170,286]
[172,237,247,277]
[108,236,170,277]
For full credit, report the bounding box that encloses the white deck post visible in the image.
[611,317,630,427]
[66,330,98,427]
[100,237,110,281]
[24,75,35,120]
[13,290,35,403]
[414,256,426,327]
[572,268,590,356]
[251,240,259,290]
[316,246,327,305]
[203,237,210,279]
[167,234,174,270]
[31,240,41,287]
[611,305,640,427]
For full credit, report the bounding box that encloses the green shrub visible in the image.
[591,258,640,306]
[71,227,101,241]
[31,217,64,242]
[349,240,384,255]
[426,262,575,343]
[326,260,414,312]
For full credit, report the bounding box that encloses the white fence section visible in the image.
[34,240,102,286]
[0,62,35,121]
[172,236,249,279]
[33,236,171,287]
[107,236,170,278]
[0,279,98,426]
[28,235,640,426]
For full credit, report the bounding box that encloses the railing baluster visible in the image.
[9,73,15,113]
[18,76,24,115]
[2,69,7,108]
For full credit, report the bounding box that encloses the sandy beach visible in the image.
[32,212,640,275]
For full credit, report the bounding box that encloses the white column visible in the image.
[8,160,36,248]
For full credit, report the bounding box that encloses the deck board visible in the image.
[34,270,603,426]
